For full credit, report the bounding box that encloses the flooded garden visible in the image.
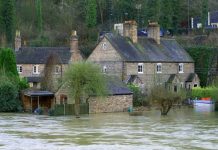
[1,107,218,150]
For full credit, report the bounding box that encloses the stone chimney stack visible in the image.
[123,20,138,43]
[147,22,160,44]
[15,30,21,51]
[70,30,82,63]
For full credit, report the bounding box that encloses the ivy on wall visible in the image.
[186,46,217,87]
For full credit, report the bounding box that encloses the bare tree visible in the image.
[149,86,186,115]
[41,52,62,92]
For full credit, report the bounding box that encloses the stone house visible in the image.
[15,31,133,113]
[15,31,82,88]
[55,76,133,113]
[87,21,200,93]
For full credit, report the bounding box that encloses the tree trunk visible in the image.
[74,97,80,118]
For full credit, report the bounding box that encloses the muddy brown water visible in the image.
[0,107,218,150]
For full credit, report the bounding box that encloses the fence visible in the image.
[51,103,89,116]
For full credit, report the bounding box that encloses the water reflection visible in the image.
[0,108,218,150]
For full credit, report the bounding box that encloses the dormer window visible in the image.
[156,63,162,73]
[33,65,39,74]
[102,42,107,50]
[138,63,143,74]
[103,66,107,73]
[17,65,22,74]
[179,63,184,73]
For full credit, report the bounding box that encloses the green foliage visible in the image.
[85,0,97,28]
[35,0,43,34]
[64,62,107,117]
[0,75,21,112]
[192,87,218,100]
[201,0,208,29]
[186,46,216,87]
[0,0,15,45]
[18,77,29,91]
[127,84,148,107]
[0,48,18,77]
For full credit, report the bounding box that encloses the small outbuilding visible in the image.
[55,76,133,114]
[22,90,54,113]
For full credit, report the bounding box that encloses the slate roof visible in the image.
[167,74,177,83]
[186,73,196,82]
[105,33,194,63]
[16,47,71,64]
[106,76,133,95]
[26,77,42,83]
[24,90,54,97]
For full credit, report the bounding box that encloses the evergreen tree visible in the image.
[201,0,208,29]
[146,0,160,23]
[160,0,173,29]
[1,0,15,45]
[171,0,181,32]
[35,0,43,34]
[0,48,18,77]
[85,0,97,28]
[0,1,4,34]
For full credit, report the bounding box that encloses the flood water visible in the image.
[1,108,218,150]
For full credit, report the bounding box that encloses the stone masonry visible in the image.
[89,95,133,113]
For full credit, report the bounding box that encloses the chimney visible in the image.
[15,30,21,51]
[70,30,82,63]
[123,20,138,43]
[147,22,160,44]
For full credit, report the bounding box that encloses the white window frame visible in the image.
[102,65,107,73]
[102,42,107,50]
[17,65,22,74]
[138,63,143,74]
[33,65,39,74]
[178,63,184,73]
[156,63,162,73]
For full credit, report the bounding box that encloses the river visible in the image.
[0,107,218,150]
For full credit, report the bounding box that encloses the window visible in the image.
[55,65,60,74]
[138,63,143,74]
[17,65,22,73]
[103,66,107,73]
[197,23,202,28]
[102,42,107,50]
[179,63,184,73]
[174,85,177,92]
[33,65,39,74]
[156,63,162,73]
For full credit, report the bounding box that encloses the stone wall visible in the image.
[18,64,68,78]
[87,37,124,78]
[126,62,195,88]
[89,95,133,113]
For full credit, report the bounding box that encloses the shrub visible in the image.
[0,79,21,112]
[192,87,218,100]
[127,84,149,107]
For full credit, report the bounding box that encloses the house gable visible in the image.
[88,37,123,62]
